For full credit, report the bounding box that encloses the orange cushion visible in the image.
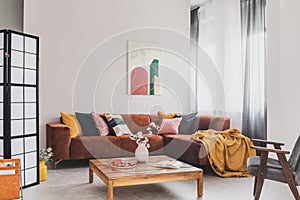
[157,111,177,119]
[60,112,82,137]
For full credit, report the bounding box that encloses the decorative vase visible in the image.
[135,143,149,162]
[40,160,47,182]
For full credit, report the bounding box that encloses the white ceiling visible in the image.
[190,0,210,8]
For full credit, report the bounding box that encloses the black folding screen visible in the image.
[0,29,39,188]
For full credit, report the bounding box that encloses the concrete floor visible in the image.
[23,160,298,200]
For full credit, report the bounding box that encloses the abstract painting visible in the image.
[128,41,160,95]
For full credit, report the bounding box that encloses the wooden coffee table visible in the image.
[89,155,203,200]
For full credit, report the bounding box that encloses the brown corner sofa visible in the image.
[46,114,230,169]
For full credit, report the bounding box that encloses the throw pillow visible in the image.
[157,111,178,119]
[91,112,110,136]
[157,111,180,127]
[101,114,116,136]
[178,112,198,134]
[103,113,132,136]
[157,118,182,134]
[60,112,82,137]
[75,112,99,136]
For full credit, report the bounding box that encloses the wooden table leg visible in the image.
[107,181,113,200]
[89,168,93,183]
[197,175,203,197]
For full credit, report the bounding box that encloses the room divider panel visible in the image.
[0,29,39,188]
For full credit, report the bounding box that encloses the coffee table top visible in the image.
[89,155,202,180]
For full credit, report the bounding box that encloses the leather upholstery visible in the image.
[46,113,231,166]
[70,136,122,159]
[197,114,231,131]
[163,134,209,166]
[46,123,71,160]
[121,114,150,134]
[118,134,164,157]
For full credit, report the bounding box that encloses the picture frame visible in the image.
[127,41,160,95]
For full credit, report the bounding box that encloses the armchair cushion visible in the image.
[288,136,300,171]
[247,136,300,200]
[247,156,287,184]
[247,156,282,171]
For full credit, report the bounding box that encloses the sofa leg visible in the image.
[54,159,63,169]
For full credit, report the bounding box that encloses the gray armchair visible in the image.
[247,136,300,200]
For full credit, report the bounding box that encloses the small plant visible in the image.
[129,122,160,148]
[39,147,53,163]
[146,122,160,135]
[130,132,150,148]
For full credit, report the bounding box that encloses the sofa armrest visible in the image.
[46,122,71,161]
[196,114,231,131]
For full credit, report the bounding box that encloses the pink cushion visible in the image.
[91,112,110,136]
[157,118,182,134]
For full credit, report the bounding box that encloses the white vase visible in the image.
[135,143,149,162]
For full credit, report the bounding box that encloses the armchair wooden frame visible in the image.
[250,139,300,200]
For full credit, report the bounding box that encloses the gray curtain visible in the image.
[241,0,267,139]
[190,7,200,111]
[191,7,199,42]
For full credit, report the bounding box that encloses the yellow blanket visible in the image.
[192,128,256,177]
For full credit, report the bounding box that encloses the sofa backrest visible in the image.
[196,114,230,131]
[121,114,230,134]
[121,114,151,134]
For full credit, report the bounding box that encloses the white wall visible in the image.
[0,0,23,31]
[267,0,300,150]
[24,0,191,148]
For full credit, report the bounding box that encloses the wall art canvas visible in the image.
[127,41,160,95]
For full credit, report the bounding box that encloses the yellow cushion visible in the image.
[60,112,82,137]
[157,111,177,119]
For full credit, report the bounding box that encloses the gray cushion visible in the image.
[247,156,282,170]
[75,112,99,136]
[178,112,198,134]
[288,135,300,171]
[247,156,290,184]
[294,170,300,186]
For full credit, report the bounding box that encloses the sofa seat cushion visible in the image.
[118,135,164,156]
[70,136,122,159]
[163,134,209,166]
